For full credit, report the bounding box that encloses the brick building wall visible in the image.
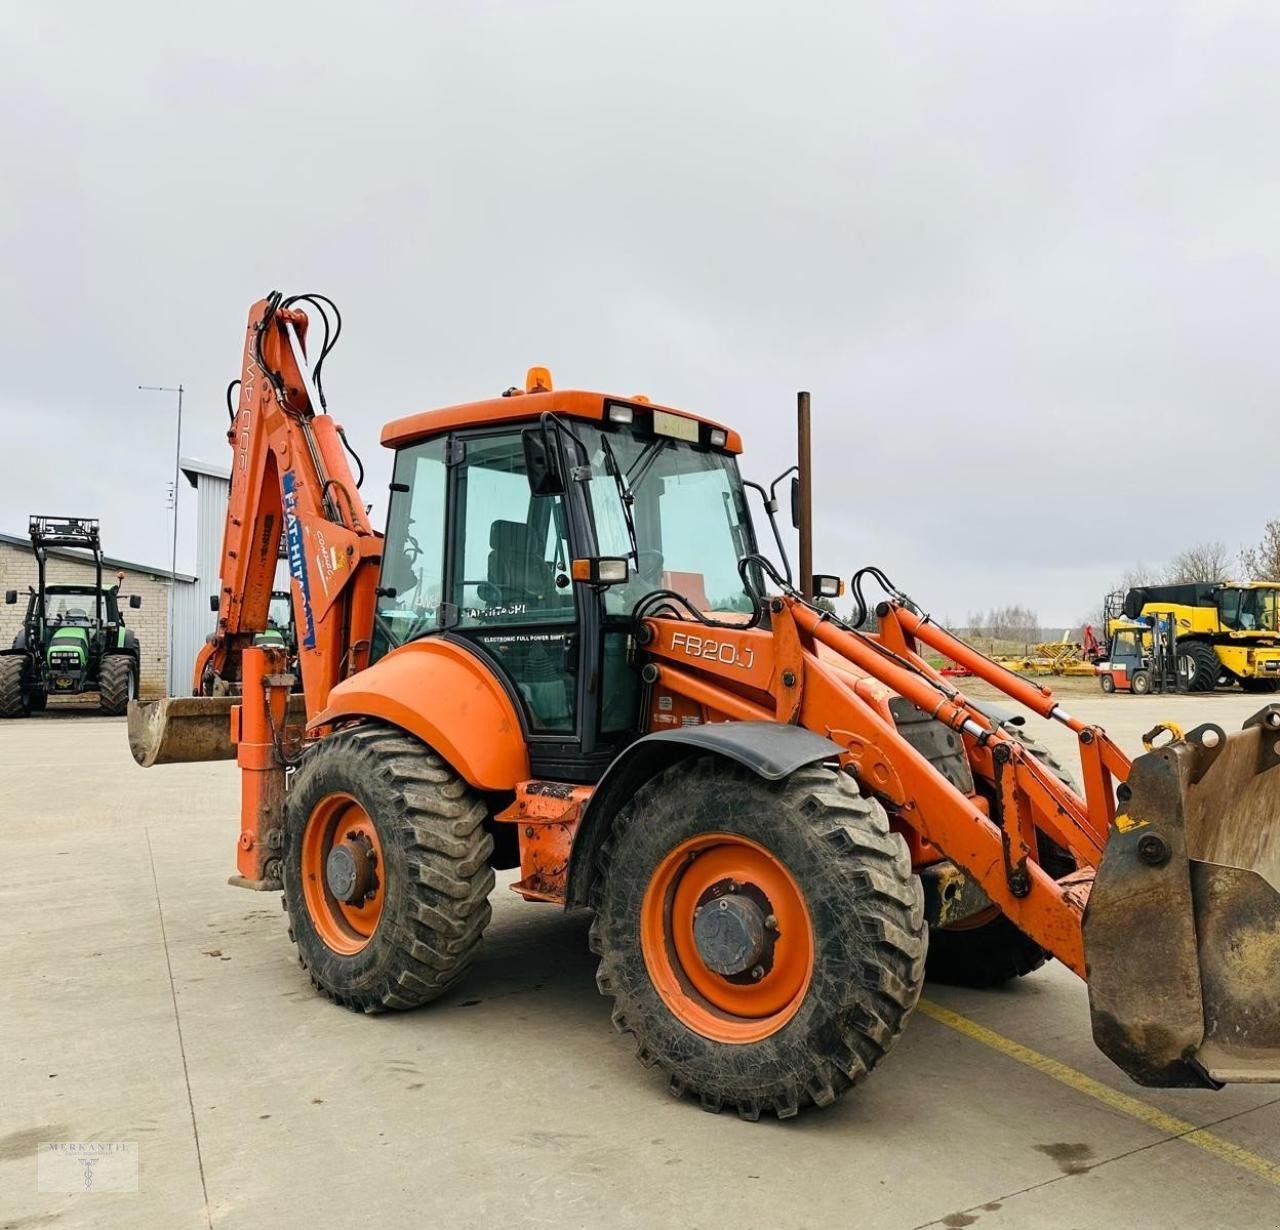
[0,538,189,697]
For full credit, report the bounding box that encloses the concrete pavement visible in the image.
[2,689,1279,1229]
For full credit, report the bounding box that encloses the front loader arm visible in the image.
[198,294,380,717]
[642,602,1100,974]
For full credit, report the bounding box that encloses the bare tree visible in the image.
[1164,540,1231,583]
[1241,521,1280,581]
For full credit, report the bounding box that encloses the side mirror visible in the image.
[522,428,564,497]
[3,591,16,605]
[571,557,629,586]
[790,476,801,529]
[129,594,143,609]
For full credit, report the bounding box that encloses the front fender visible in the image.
[310,638,530,790]
[564,721,842,908]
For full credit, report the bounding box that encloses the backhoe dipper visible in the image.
[129,293,1280,1118]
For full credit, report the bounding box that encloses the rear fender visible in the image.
[564,721,842,908]
[309,638,529,791]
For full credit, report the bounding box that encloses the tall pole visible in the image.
[139,383,184,693]
[797,390,813,600]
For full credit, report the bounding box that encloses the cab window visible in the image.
[450,434,574,628]
[374,438,448,659]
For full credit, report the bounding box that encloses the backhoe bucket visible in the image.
[1085,706,1280,1088]
[127,694,306,766]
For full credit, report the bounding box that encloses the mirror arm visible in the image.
[743,480,793,586]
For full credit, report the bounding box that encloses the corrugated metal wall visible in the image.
[172,460,288,695]
[171,462,229,694]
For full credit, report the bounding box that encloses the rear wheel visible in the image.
[925,725,1077,988]
[99,655,135,715]
[1241,678,1280,694]
[590,757,926,1120]
[282,725,495,1012]
[1177,642,1219,693]
[1099,673,1116,693]
[0,657,30,718]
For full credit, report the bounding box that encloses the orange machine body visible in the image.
[207,295,1135,986]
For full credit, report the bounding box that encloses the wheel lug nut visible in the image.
[751,966,764,981]
[718,899,729,911]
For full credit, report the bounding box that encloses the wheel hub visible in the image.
[325,833,376,904]
[693,891,767,976]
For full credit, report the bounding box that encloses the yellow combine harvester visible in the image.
[1105,584,1280,694]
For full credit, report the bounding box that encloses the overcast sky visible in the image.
[3,1,1278,625]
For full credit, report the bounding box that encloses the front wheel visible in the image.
[0,656,30,718]
[99,655,136,715]
[590,757,926,1120]
[1176,642,1219,693]
[282,725,495,1013]
[924,724,1077,988]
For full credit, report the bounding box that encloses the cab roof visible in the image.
[381,387,743,454]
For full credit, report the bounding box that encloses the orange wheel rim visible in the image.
[300,792,386,955]
[640,833,813,1043]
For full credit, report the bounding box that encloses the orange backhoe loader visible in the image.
[129,292,1280,1119]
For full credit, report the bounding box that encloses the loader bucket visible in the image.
[1085,705,1280,1088]
[127,694,307,766]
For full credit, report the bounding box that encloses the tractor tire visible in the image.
[29,688,47,712]
[589,757,926,1120]
[925,725,1077,989]
[0,657,30,718]
[282,724,495,1013]
[1241,678,1280,694]
[98,655,136,715]
[1177,641,1219,693]
[1130,669,1151,695]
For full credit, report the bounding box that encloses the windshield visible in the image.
[1220,587,1280,633]
[267,593,292,630]
[42,588,108,623]
[576,424,757,617]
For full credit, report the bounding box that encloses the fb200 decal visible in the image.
[670,631,755,670]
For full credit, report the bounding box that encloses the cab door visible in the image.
[445,429,587,778]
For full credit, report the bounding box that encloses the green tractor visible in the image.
[1,516,143,717]
[254,590,296,656]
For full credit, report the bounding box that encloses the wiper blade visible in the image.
[625,438,669,493]
[599,434,640,568]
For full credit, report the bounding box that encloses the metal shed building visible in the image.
[173,456,289,695]
[0,529,195,698]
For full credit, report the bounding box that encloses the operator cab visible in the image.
[1217,585,1280,635]
[1098,623,1151,694]
[7,583,139,629]
[373,384,759,781]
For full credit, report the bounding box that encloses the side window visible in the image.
[452,434,574,628]
[374,438,447,660]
